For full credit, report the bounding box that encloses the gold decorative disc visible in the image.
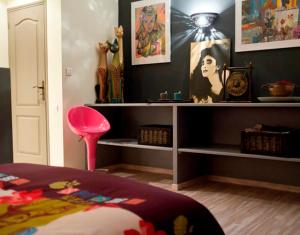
[225,72,248,97]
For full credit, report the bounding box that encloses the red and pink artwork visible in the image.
[131,0,170,65]
[236,0,300,51]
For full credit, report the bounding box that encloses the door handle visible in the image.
[33,81,45,101]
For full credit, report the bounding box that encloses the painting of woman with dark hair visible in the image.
[190,40,230,103]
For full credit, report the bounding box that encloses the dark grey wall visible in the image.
[0,68,13,164]
[120,0,300,102]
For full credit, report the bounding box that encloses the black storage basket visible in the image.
[241,128,299,156]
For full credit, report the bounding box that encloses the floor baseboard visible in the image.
[207,175,300,194]
[97,164,173,176]
[100,165,300,193]
[173,175,300,193]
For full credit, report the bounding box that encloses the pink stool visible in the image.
[67,106,110,171]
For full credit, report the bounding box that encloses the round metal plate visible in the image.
[225,72,248,97]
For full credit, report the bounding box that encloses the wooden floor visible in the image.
[111,170,300,235]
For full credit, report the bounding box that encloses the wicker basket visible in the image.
[241,127,299,156]
[138,125,172,147]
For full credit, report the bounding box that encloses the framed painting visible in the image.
[131,0,171,65]
[235,0,300,52]
[190,39,231,103]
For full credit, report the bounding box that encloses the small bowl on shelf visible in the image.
[261,81,296,97]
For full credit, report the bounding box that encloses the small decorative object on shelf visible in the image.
[107,26,124,103]
[222,62,253,102]
[160,91,169,100]
[145,90,190,103]
[173,91,182,101]
[145,98,193,103]
[241,123,300,156]
[96,42,109,103]
[138,125,172,147]
[261,80,296,97]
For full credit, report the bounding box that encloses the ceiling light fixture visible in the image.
[191,12,219,28]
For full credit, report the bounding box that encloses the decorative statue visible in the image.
[96,42,109,103]
[95,25,124,103]
[107,25,124,103]
[116,26,124,71]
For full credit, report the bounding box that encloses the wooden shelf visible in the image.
[177,103,300,107]
[178,144,300,163]
[98,138,173,152]
[87,102,300,108]
[86,103,174,107]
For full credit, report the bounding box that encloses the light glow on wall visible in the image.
[172,0,233,45]
[183,0,234,15]
[194,27,226,42]
[191,12,219,28]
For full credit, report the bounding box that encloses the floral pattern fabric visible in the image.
[0,163,224,235]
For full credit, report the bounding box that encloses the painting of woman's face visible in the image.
[132,0,170,65]
[189,39,230,103]
[201,55,217,77]
[143,15,156,33]
[201,55,217,78]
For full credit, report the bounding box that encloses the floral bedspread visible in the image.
[0,163,224,235]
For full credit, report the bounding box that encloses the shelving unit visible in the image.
[87,103,300,191]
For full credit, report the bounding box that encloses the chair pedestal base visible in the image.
[84,136,100,171]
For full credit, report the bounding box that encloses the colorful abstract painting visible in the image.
[131,0,170,65]
[235,0,300,51]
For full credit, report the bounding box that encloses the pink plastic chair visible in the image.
[67,106,110,171]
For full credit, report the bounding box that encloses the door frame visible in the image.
[8,0,50,165]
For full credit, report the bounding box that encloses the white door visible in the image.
[8,2,48,165]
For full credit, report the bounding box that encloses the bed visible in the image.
[0,163,224,235]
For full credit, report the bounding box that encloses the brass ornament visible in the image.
[225,72,248,97]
